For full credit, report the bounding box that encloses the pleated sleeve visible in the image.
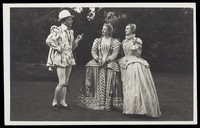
[107,39,120,61]
[91,38,99,60]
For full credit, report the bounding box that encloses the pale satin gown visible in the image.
[119,36,162,117]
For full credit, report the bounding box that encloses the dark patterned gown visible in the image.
[78,37,123,111]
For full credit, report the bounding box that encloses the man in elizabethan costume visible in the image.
[46,9,83,110]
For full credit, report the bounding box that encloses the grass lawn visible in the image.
[9,63,194,122]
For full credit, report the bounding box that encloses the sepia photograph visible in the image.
[3,3,197,125]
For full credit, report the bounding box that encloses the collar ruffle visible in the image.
[125,34,136,40]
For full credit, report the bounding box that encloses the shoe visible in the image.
[52,104,60,111]
[60,104,72,110]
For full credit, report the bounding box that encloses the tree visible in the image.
[10,7,193,73]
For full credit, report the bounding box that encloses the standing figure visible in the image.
[118,24,162,117]
[78,23,123,111]
[46,10,83,110]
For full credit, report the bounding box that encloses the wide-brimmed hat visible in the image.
[58,10,74,21]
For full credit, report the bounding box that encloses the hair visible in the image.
[127,24,136,33]
[103,23,114,36]
[60,18,65,23]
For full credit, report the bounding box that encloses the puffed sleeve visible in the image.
[131,38,142,49]
[46,25,61,49]
[91,38,99,60]
[131,38,142,56]
[107,39,120,61]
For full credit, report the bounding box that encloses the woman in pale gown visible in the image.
[118,24,162,117]
[77,23,123,111]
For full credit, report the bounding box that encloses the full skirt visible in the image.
[121,62,162,117]
[78,66,123,110]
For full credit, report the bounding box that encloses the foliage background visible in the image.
[10,7,193,73]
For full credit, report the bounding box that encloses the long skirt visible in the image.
[78,66,123,110]
[120,62,162,117]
